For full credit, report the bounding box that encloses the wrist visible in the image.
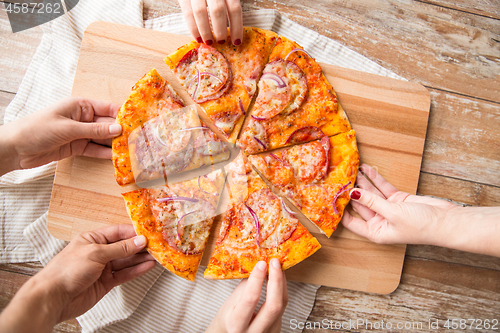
[0,122,20,176]
[0,273,66,333]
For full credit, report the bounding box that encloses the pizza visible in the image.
[204,154,321,279]
[165,27,277,143]
[122,169,225,281]
[248,130,359,237]
[237,35,351,154]
[112,69,229,186]
[113,28,359,281]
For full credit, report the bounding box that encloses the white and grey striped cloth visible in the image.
[1,1,400,332]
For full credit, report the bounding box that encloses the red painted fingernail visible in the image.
[206,40,213,45]
[350,190,361,200]
[234,39,241,46]
[218,40,225,44]
[196,37,203,43]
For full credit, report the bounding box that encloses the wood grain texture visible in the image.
[45,21,434,293]
[422,89,500,187]
[242,0,500,104]
[305,257,500,333]
[0,9,43,93]
[0,266,82,333]
[418,0,500,20]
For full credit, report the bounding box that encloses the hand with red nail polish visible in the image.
[178,0,243,46]
[206,258,288,333]
[342,164,500,257]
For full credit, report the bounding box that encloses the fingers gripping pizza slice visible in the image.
[165,27,278,143]
[112,69,229,186]
[238,36,352,154]
[204,154,321,279]
[123,169,225,281]
[249,130,359,238]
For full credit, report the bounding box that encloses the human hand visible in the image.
[206,259,288,333]
[35,224,156,322]
[342,164,458,245]
[2,97,121,175]
[179,0,243,45]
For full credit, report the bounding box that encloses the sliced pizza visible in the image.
[123,169,225,281]
[112,69,229,186]
[204,154,321,279]
[248,130,359,237]
[165,27,277,143]
[238,36,351,154]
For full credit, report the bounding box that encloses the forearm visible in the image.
[439,206,500,257]
[0,274,64,333]
[0,123,20,176]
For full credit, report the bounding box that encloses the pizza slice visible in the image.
[237,35,351,154]
[165,27,278,143]
[112,69,229,186]
[248,130,359,238]
[122,169,225,281]
[204,154,321,279]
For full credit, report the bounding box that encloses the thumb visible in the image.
[349,188,397,219]
[69,121,122,141]
[100,235,147,262]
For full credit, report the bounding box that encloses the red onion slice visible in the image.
[253,136,267,150]
[269,153,282,163]
[238,98,245,115]
[251,115,268,121]
[244,203,260,247]
[199,71,224,85]
[198,175,218,195]
[260,72,286,88]
[176,211,197,242]
[332,181,352,215]
[154,123,169,147]
[284,48,313,61]
[158,196,199,203]
[281,198,297,215]
[191,69,201,99]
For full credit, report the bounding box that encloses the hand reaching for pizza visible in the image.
[206,259,288,333]
[179,0,243,45]
[0,97,121,176]
[342,164,500,257]
[0,224,157,333]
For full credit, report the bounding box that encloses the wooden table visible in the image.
[1,1,499,332]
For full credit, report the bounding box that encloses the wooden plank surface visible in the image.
[1,0,499,331]
[45,21,432,293]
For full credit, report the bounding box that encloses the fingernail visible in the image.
[350,190,361,200]
[234,39,241,46]
[109,124,122,135]
[134,235,147,248]
[218,40,225,44]
[271,258,281,269]
[257,261,267,271]
[206,40,213,45]
[196,37,203,43]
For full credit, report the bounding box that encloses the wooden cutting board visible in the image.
[47,21,430,294]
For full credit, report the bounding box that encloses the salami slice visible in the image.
[175,44,231,103]
[285,126,325,145]
[252,60,291,120]
[260,200,298,249]
[283,139,328,185]
[149,189,215,255]
[245,188,281,244]
[282,61,308,116]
